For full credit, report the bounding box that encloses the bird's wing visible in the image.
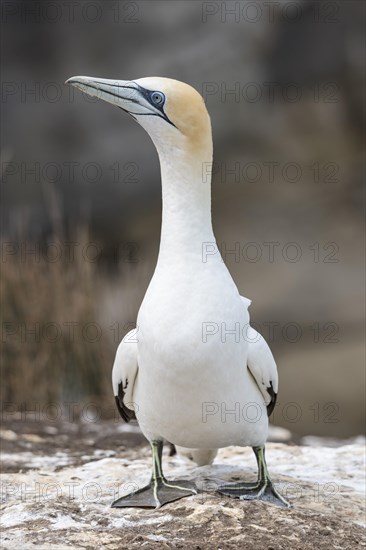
[112,330,138,422]
[241,296,278,417]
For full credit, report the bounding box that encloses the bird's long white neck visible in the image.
[156,149,216,265]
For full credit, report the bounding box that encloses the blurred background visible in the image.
[1,0,365,439]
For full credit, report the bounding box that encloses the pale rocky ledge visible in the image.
[0,421,365,549]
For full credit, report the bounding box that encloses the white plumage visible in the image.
[68,74,290,508]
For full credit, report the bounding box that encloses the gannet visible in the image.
[67,75,290,509]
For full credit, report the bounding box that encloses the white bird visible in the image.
[67,75,290,509]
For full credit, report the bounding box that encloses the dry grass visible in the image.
[1,214,125,417]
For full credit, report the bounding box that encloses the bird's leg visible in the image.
[111,440,197,509]
[217,446,291,508]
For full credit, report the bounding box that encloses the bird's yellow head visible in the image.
[66,76,212,160]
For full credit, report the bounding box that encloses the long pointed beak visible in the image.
[66,75,177,128]
[66,75,141,113]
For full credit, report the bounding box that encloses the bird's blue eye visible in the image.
[151,91,165,105]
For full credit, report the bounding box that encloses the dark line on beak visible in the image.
[70,81,141,105]
[132,111,178,129]
[118,106,137,121]
[71,80,178,129]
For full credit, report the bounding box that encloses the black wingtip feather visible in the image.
[115,382,136,422]
[266,381,277,417]
[168,443,177,456]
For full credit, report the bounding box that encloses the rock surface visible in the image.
[0,421,365,549]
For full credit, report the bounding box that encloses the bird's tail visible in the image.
[175,446,218,466]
